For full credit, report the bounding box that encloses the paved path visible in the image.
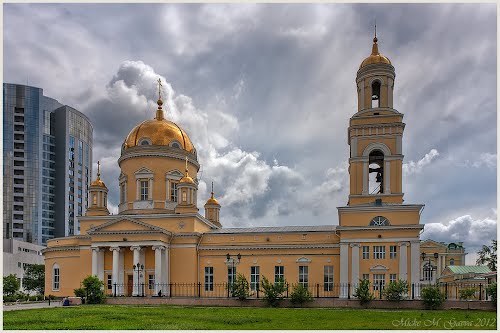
[3,301,62,311]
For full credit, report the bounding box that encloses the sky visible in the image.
[3,3,497,264]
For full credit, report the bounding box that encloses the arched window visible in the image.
[139,138,151,146]
[369,150,384,194]
[449,258,455,266]
[92,194,97,205]
[53,263,60,290]
[370,216,389,226]
[170,141,181,149]
[371,80,381,108]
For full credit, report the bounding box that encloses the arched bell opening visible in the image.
[369,150,384,194]
[371,80,381,108]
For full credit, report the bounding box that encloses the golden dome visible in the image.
[205,182,219,205]
[359,37,391,69]
[179,175,194,184]
[123,100,195,152]
[91,161,107,188]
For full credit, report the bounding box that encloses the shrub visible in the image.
[3,274,20,296]
[459,287,477,301]
[260,276,287,307]
[421,286,445,310]
[486,283,497,304]
[353,279,375,305]
[290,284,312,307]
[231,273,250,301]
[77,275,105,304]
[383,279,409,301]
[74,288,86,298]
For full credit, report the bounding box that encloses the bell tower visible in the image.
[348,32,405,205]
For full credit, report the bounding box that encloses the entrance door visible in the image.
[127,275,133,296]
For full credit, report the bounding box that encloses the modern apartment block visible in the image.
[3,83,93,245]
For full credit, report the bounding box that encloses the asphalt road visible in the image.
[3,301,62,311]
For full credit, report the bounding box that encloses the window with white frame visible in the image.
[53,264,60,290]
[373,246,386,259]
[140,180,149,200]
[107,274,112,289]
[373,274,385,290]
[148,274,155,290]
[170,182,178,202]
[299,266,309,288]
[423,262,433,281]
[228,266,236,285]
[324,266,334,291]
[390,274,397,283]
[205,267,214,291]
[250,266,260,291]
[362,274,370,281]
[390,245,397,259]
[363,246,370,259]
[275,266,284,283]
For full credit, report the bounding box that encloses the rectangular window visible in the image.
[53,267,60,290]
[18,262,21,268]
[390,245,397,259]
[107,274,112,289]
[373,274,385,291]
[228,266,237,285]
[362,274,370,281]
[250,266,260,291]
[140,180,149,201]
[324,265,334,291]
[205,267,214,291]
[170,182,178,202]
[390,274,397,283]
[373,246,386,259]
[362,246,370,259]
[148,274,155,290]
[274,266,284,283]
[299,266,309,288]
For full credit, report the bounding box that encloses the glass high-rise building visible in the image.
[3,83,93,245]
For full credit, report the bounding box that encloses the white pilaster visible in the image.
[384,161,391,194]
[118,250,124,295]
[340,243,349,298]
[92,247,98,276]
[410,241,421,298]
[97,248,105,282]
[398,242,409,281]
[131,246,141,296]
[110,247,120,295]
[350,243,360,293]
[360,80,365,110]
[362,162,368,195]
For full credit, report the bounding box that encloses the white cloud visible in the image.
[472,152,496,169]
[403,149,439,175]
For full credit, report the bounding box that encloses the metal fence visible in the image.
[103,281,493,300]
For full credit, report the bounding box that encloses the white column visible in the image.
[360,80,365,110]
[153,246,165,295]
[97,248,105,282]
[384,161,391,194]
[398,242,409,281]
[92,247,98,276]
[110,247,120,295]
[362,162,368,195]
[410,241,421,298]
[131,246,141,296]
[340,243,349,298]
[118,250,125,296]
[162,247,169,294]
[350,243,360,293]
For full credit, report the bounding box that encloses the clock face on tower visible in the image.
[370,216,389,226]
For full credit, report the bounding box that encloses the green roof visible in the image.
[448,265,492,274]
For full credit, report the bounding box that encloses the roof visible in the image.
[447,265,492,275]
[208,225,337,234]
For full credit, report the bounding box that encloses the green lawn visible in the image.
[3,305,497,330]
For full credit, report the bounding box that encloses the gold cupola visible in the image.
[86,161,110,216]
[359,30,391,69]
[204,182,221,227]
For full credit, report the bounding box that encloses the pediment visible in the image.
[370,264,388,272]
[88,217,170,235]
[166,169,184,179]
[135,167,154,175]
[296,257,311,264]
[421,239,447,249]
[119,172,128,182]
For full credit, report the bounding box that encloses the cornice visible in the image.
[42,246,81,254]
[336,225,424,231]
[338,204,424,212]
[199,244,340,250]
[118,148,200,170]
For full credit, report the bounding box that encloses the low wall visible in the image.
[105,297,496,311]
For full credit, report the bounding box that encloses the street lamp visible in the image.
[133,262,144,297]
[226,253,241,296]
[421,253,439,282]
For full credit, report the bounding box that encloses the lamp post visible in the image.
[226,253,241,297]
[421,253,439,283]
[133,262,144,297]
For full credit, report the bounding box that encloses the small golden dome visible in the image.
[179,175,194,184]
[91,161,107,188]
[359,36,391,69]
[205,182,219,205]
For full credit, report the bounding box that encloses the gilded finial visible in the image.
[211,181,214,198]
[371,21,379,55]
[97,161,101,179]
[156,78,164,121]
[185,156,189,176]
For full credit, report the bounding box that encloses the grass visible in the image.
[3,305,497,330]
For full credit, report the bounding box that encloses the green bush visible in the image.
[290,284,312,307]
[383,279,409,301]
[3,295,16,302]
[260,276,287,307]
[74,288,86,298]
[231,273,250,301]
[353,279,374,305]
[23,264,45,296]
[459,287,477,301]
[421,286,445,310]
[486,283,497,304]
[76,275,105,304]
[3,274,20,296]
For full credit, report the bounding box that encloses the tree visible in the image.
[421,285,445,310]
[23,264,45,295]
[231,273,250,301]
[476,240,497,271]
[290,284,312,307]
[353,279,375,305]
[459,287,477,301]
[383,279,409,301]
[75,275,105,304]
[3,274,20,296]
[486,282,497,305]
[260,276,287,307]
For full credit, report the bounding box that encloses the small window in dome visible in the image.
[170,141,181,149]
[139,138,151,146]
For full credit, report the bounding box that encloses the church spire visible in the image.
[371,21,379,55]
[156,78,164,121]
[97,160,101,180]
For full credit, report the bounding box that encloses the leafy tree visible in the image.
[74,275,105,304]
[260,276,287,307]
[23,264,45,295]
[459,287,477,301]
[476,240,497,271]
[421,285,445,309]
[290,284,312,307]
[3,274,20,296]
[353,279,374,305]
[486,282,497,304]
[383,279,409,301]
[231,273,250,301]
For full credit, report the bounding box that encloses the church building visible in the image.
[43,35,463,298]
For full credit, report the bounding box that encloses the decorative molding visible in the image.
[199,244,340,251]
[370,264,389,272]
[398,242,410,247]
[337,204,424,213]
[350,243,361,248]
[296,257,311,264]
[337,225,423,232]
[362,142,391,157]
[119,149,200,170]
[42,246,81,254]
[340,237,420,244]
[87,216,172,236]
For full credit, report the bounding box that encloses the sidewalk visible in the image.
[3,301,62,311]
